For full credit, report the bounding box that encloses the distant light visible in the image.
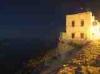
[63,64,67,67]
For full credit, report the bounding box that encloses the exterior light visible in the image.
[90,25,100,39]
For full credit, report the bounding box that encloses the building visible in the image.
[61,11,100,41]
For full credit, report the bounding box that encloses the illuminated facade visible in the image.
[61,11,100,41]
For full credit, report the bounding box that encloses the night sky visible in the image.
[0,0,100,73]
[0,0,100,40]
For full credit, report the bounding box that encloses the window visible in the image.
[93,21,97,26]
[72,21,75,27]
[80,33,84,38]
[81,20,84,26]
[72,33,75,38]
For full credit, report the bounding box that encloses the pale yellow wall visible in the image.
[60,32,67,40]
[65,12,93,40]
[60,11,100,41]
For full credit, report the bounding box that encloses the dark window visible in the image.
[93,21,97,26]
[72,33,75,38]
[92,33,94,35]
[72,21,75,27]
[80,33,84,38]
[81,20,84,26]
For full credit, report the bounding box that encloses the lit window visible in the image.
[81,20,84,26]
[72,21,75,27]
[80,33,84,38]
[72,33,75,38]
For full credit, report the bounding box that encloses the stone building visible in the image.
[61,11,100,41]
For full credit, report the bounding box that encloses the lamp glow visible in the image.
[91,25,100,39]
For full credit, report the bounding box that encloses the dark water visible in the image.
[0,38,57,74]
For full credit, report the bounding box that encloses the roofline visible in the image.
[66,11,92,16]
